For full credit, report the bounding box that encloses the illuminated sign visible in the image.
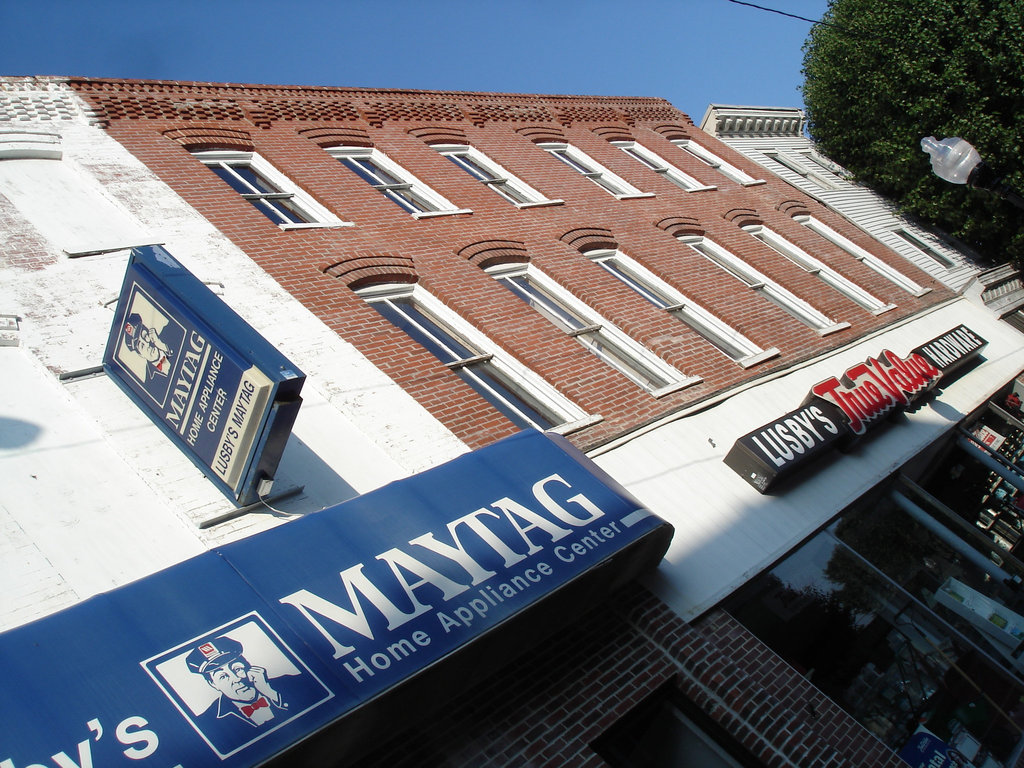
[103,246,304,505]
[0,431,672,767]
[725,325,987,492]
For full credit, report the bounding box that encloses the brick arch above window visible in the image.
[162,126,253,151]
[777,199,813,219]
[321,251,418,289]
[591,124,634,143]
[407,126,469,145]
[458,239,529,270]
[298,126,372,148]
[654,216,704,239]
[722,208,763,228]
[559,227,619,254]
[516,125,567,144]
[651,124,691,141]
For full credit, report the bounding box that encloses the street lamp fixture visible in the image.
[921,136,1024,210]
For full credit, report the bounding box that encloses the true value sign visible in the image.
[724,325,987,493]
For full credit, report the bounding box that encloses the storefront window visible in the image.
[723,494,1024,764]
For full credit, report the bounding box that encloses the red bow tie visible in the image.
[241,697,269,717]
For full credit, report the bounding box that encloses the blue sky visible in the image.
[0,0,829,123]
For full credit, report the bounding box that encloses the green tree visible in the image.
[802,0,1024,263]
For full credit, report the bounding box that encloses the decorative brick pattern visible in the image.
[560,227,619,254]
[458,239,530,269]
[515,125,568,144]
[366,100,465,124]
[321,251,418,288]
[298,126,372,148]
[591,124,635,143]
[655,215,705,238]
[468,103,554,126]
[90,95,249,123]
[555,106,625,126]
[408,125,470,145]
[723,207,763,227]
[252,98,360,123]
[162,126,253,150]
[777,198,813,219]
[652,122,692,141]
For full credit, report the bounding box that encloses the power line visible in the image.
[725,0,822,25]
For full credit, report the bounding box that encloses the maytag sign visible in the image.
[0,431,672,768]
[725,325,987,492]
[103,245,304,505]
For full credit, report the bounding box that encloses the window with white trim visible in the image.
[193,150,348,230]
[671,140,763,186]
[610,141,716,193]
[744,225,894,314]
[587,249,777,366]
[327,146,468,217]
[683,237,847,334]
[537,142,651,199]
[762,151,836,189]
[796,216,931,296]
[431,144,559,207]
[358,283,588,431]
[890,228,955,268]
[487,263,697,395]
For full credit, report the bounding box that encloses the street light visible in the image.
[921,136,1024,210]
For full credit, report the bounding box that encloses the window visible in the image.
[684,237,847,335]
[610,141,716,193]
[797,216,931,296]
[671,140,763,186]
[762,151,836,189]
[587,249,777,367]
[327,146,467,217]
[431,144,560,208]
[890,228,955,269]
[193,150,348,230]
[488,263,696,395]
[537,143,652,199]
[800,151,849,180]
[745,225,894,314]
[358,283,589,432]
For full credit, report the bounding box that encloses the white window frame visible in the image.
[761,151,837,189]
[610,141,716,193]
[193,149,350,231]
[586,249,778,367]
[800,151,849,180]
[327,146,471,219]
[744,225,895,315]
[357,283,595,433]
[796,215,931,296]
[487,262,698,396]
[537,142,653,199]
[683,236,848,335]
[431,144,562,208]
[671,139,764,186]
[889,228,955,269]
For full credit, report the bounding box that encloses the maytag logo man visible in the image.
[143,616,332,759]
[113,287,187,407]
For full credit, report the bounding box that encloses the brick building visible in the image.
[4,76,1024,767]
[66,79,956,454]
